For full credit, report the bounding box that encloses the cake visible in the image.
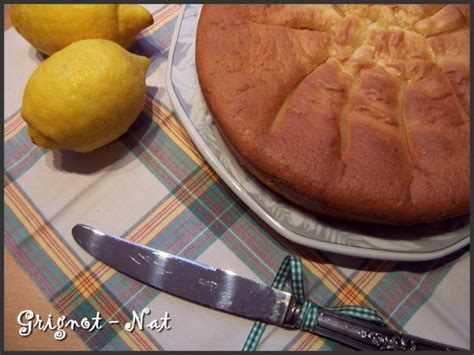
[196,4,470,225]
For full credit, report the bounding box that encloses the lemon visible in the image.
[21,39,151,153]
[12,4,153,55]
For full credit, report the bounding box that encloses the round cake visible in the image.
[196,4,470,225]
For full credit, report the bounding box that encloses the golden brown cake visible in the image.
[196,4,470,225]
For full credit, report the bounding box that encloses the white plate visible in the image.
[165,5,470,261]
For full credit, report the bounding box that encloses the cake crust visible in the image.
[196,4,470,225]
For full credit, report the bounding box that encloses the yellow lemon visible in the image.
[21,39,151,153]
[12,4,153,55]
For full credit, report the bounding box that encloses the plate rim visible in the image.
[165,4,470,262]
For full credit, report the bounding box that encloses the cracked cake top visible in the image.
[196,4,470,225]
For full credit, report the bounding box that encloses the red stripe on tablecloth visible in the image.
[5,184,83,276]
[146,4,181,32]
[144,98,202,159]
[90,167,213,280]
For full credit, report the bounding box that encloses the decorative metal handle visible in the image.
[311,309,468,351]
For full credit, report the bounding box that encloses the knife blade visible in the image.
[72,223,293,326]
[72,224,467,351]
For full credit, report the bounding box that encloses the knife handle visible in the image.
[310,309,468,351]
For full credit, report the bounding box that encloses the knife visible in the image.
[72,224,467,351]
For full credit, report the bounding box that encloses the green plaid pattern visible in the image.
[243,256,384,351]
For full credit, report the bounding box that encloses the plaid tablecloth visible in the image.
[4,4,470,351]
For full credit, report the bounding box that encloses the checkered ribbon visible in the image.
[243,256,384,351]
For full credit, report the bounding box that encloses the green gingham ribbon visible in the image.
[243,256,384,351]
